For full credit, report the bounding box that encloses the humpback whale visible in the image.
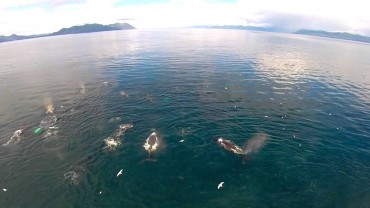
[216,137,244,155]
[143,131,160,161]
[216,133,268,160]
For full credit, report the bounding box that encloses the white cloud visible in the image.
[1,0,370,35]
[234,0,370,34]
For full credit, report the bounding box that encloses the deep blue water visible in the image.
[0,29,369,208]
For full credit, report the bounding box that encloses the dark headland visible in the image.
[0,23,135,43]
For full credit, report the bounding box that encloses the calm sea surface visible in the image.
[0,29,369,208]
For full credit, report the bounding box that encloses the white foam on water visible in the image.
[79,82,86,94]
[63,166,85,185]
[103,137,121,151]
[103,124,133,151]
[108,117,121,123]
[119,91,127,96]
[40,115,57,129]
[143,132,159,152]
[42,128,58,139]
[2,129,23,146]
[63,171,79,185]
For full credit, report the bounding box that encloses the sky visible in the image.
[1,0,370,36]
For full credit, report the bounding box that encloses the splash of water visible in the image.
[79,82,86,94]
[243,133,268,155]
[142,131,160,162]
[2,129,23,146]
[42,128,58,139]
[119,91,127,96]
[103,137,121,151]
[103,124,133,151]
[108,117,121,123]
[44,97,54,114]
[40,115,57,129]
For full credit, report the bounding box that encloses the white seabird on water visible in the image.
[218,182,224,189]
[117,169,123,177]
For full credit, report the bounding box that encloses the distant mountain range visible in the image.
[193,25,278,32]
[294,29,370,43]
[195,26,370,44]
[2,24,370,44]
[0,23,135,43]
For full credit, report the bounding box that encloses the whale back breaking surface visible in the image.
[217,138,244,155]
[216,133,268,156]
[143,132,160,152]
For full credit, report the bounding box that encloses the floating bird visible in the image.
[179,139,185,143]
[218,182,224,189]
[117,169,123,177]
[99,191,102,194]
[143,131,160,160]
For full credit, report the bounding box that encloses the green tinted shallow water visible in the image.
[0,29,369,207]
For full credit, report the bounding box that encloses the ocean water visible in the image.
[0,29,369,208]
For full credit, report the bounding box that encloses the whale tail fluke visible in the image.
[142,152,157,163]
